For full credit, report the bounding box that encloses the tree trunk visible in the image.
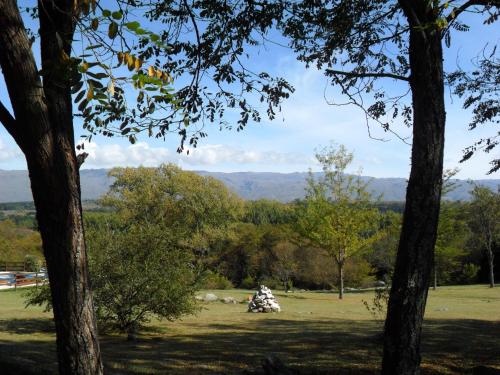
[0,1,103,374]
[486,248,495,288]
[382,3,446,374]
[338,262,344,300]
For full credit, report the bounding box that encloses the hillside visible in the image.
[0,169,498,203]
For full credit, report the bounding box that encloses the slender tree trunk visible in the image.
[486,248,495,288]
[382,3,446,374]
[338,262,344,300]
[0,1,103,374]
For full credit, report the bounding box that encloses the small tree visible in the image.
[296,144,380,299]
[26,216,200,339]
[271,241,298,292]
[86,220,198,339]
[467,185,500,288]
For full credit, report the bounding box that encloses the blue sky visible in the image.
[0,7,498,179]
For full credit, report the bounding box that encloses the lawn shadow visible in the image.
[0,339,57,375]
[0,318,54,335]
[421,319,500,373]
[99,318,382,374]
[0,318,498,374]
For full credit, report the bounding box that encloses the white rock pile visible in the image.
[248,285,281,313]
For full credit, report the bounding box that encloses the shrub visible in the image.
[201,271,233,290]
[26,220,200,338]
[258,276,282,290]
[240,275,256,289]
[460,263,480,284]
[24,255,42,272]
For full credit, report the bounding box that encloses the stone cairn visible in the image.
[248,285,281,313]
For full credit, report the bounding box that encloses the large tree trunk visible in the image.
[0,0,103,374]
[382,3,446,374]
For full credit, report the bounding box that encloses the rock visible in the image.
[374,280,386,287]
[435,307,449,312]
[248,285,281,313]
[204,293,218,302]
[195,295,204,301]
[221,296,237,304]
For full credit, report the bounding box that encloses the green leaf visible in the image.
[71,81,84,94]
[78,99,89,112]
[150,34,160,42]
[102,9,111,17]
[86,44,103,50]
[74,90,85,103]
[111,11,123,20]
[88,79,104,88]
[86,71,109,80]
[125,21,140,30]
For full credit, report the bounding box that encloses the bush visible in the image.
[24,282,52,312]
[201,271,233,289]
[258,276,282,290]
[240,275,256,289]
[88,223,199,336]
[343,258,375,288]
[24,255,42,272]
[460,263,480,284]
[26,221,200,338]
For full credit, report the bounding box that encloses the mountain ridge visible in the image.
[0,168,498,203]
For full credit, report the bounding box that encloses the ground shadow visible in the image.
[0,318,498,374]
[0,318,54,335]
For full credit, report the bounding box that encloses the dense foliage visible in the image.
[11,166,499,295]
[86,217,199,337]
[0,220,42,265]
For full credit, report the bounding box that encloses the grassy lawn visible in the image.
[0,285,499,374]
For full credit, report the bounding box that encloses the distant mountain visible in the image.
[0,169,498,203]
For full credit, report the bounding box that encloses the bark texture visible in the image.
[382,2,446,374]
[0,0,103,373]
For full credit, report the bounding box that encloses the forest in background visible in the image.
[2,165,498,291]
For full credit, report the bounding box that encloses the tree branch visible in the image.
[447,0,500,23]
[326,69,409,82]
[0,100,17,135]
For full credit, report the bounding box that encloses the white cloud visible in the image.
[78,141,310,170]
[0,136,21,162]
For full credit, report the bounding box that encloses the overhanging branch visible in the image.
[326,69,409,82]
[447,0,500,23]
[0,100,17,135]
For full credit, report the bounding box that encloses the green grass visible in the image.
[0,285,499,374]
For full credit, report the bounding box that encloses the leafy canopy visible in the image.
[296,144,381,266]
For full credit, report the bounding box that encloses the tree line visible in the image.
[7,150,498,295]
[21,150,499,340]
